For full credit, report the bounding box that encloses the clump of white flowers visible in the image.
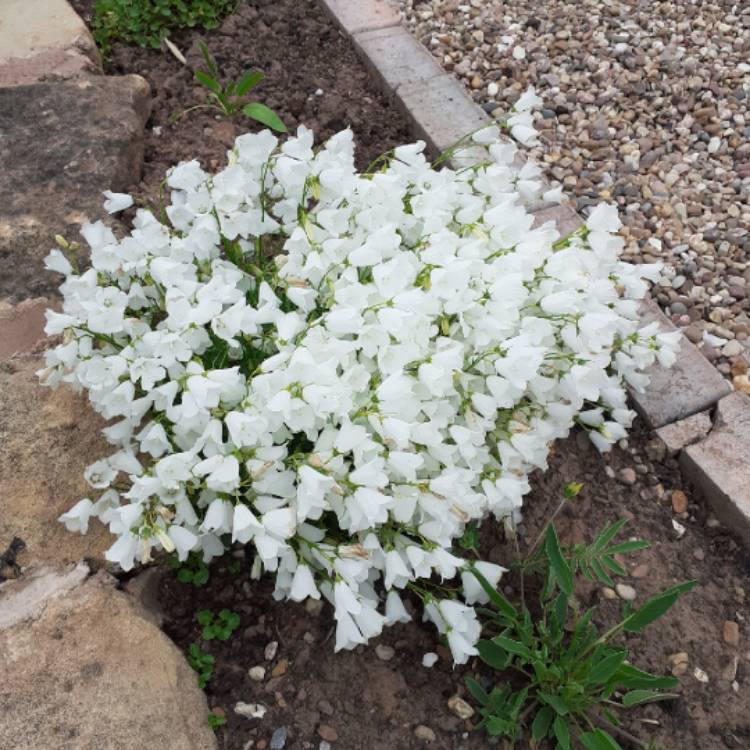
[40,95,679,663]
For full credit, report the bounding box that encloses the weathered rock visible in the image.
[682,392,750,545]
[0,565,217,750]
[0,75,151,301]
[0,297,52,359]
[0,0,102,86]
[655,410,712,455]
[0,354,112,569]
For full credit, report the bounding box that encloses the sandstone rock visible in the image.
[0,297,52,359]
[655,410,712,455]
[0,565,217,750]
[0,0,102,86]
[0,75,151,301]
[0,355,112,569]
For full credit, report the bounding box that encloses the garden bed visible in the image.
[68,2,749,749]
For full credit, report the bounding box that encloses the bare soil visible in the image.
[70,0,412,207]
[69,2,750,749]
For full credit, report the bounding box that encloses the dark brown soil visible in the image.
[158,422,750,750]
[70,0,412,207]
[69,2,750,749]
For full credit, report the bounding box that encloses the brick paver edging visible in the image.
[318,0,750,544]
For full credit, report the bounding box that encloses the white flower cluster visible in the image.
[40,101,679,663]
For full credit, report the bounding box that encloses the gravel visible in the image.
[397,0,750,384]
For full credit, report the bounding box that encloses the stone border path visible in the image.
[319,0,750,545]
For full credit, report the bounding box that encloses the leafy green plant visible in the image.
[465,489,694,750]
[92,0,235,54]
[169,551,210,587]
[197,608,241,641]
[181,42,285,131]
[207,710,227,730]
[187,643,215,688]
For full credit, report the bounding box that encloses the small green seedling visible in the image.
[187,643,215,689]
[184,42,286,132]
[197,608,241,641]
[169,551,210,587]
[207,711,227,730]
[465,485,694,750]
[91,0,235,54]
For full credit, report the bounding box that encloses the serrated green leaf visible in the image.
[242,102,286,132]
[545,525,573,595]
[622,581,695,632]
[591,519,628,552]
[606,540,649,555]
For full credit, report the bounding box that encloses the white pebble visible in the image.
[264,641,279,661]
[512,45,526,60]
[248,666,266,682]
[422,652,439,668]
[487,81,499,97]
[235,702,267,719]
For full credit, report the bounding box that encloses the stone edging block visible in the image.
[316,0,750,547]
[681,393,750,544]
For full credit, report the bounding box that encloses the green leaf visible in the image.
[553,714,571,750]
[469,567,518,621]
[493,635,531,660]
[531,706,554,740]
[196,610,214,626]
[621,689,677,707]
[465,677,489,706]
[614,664,678,691]
[242,102,287,132]
[177,568,194,584]
[545,525,573,595]
[606,540,649,555]
[622,581,695,632]
[195,70,222,94]
[202,626,216,641]
[580,728,623,750]
[477,639,511,670]
[591,518,628,552]
[538,692,569,716]
[588,649,627,685]
[193,568,209,587]
[236,70,264,96]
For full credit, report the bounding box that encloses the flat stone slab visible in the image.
[629,299,731,429]
[531,204,583,238]
[0,565,217,750]
[655,410,712,456]
[0,75,151,302]
[0,0,102,86]
[396,73,490,158]
[0,354,112,570]
[318,0,400,34]
[682,392,750,545]
[353,25,443,94]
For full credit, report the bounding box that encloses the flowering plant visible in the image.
[40,93,678,663]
